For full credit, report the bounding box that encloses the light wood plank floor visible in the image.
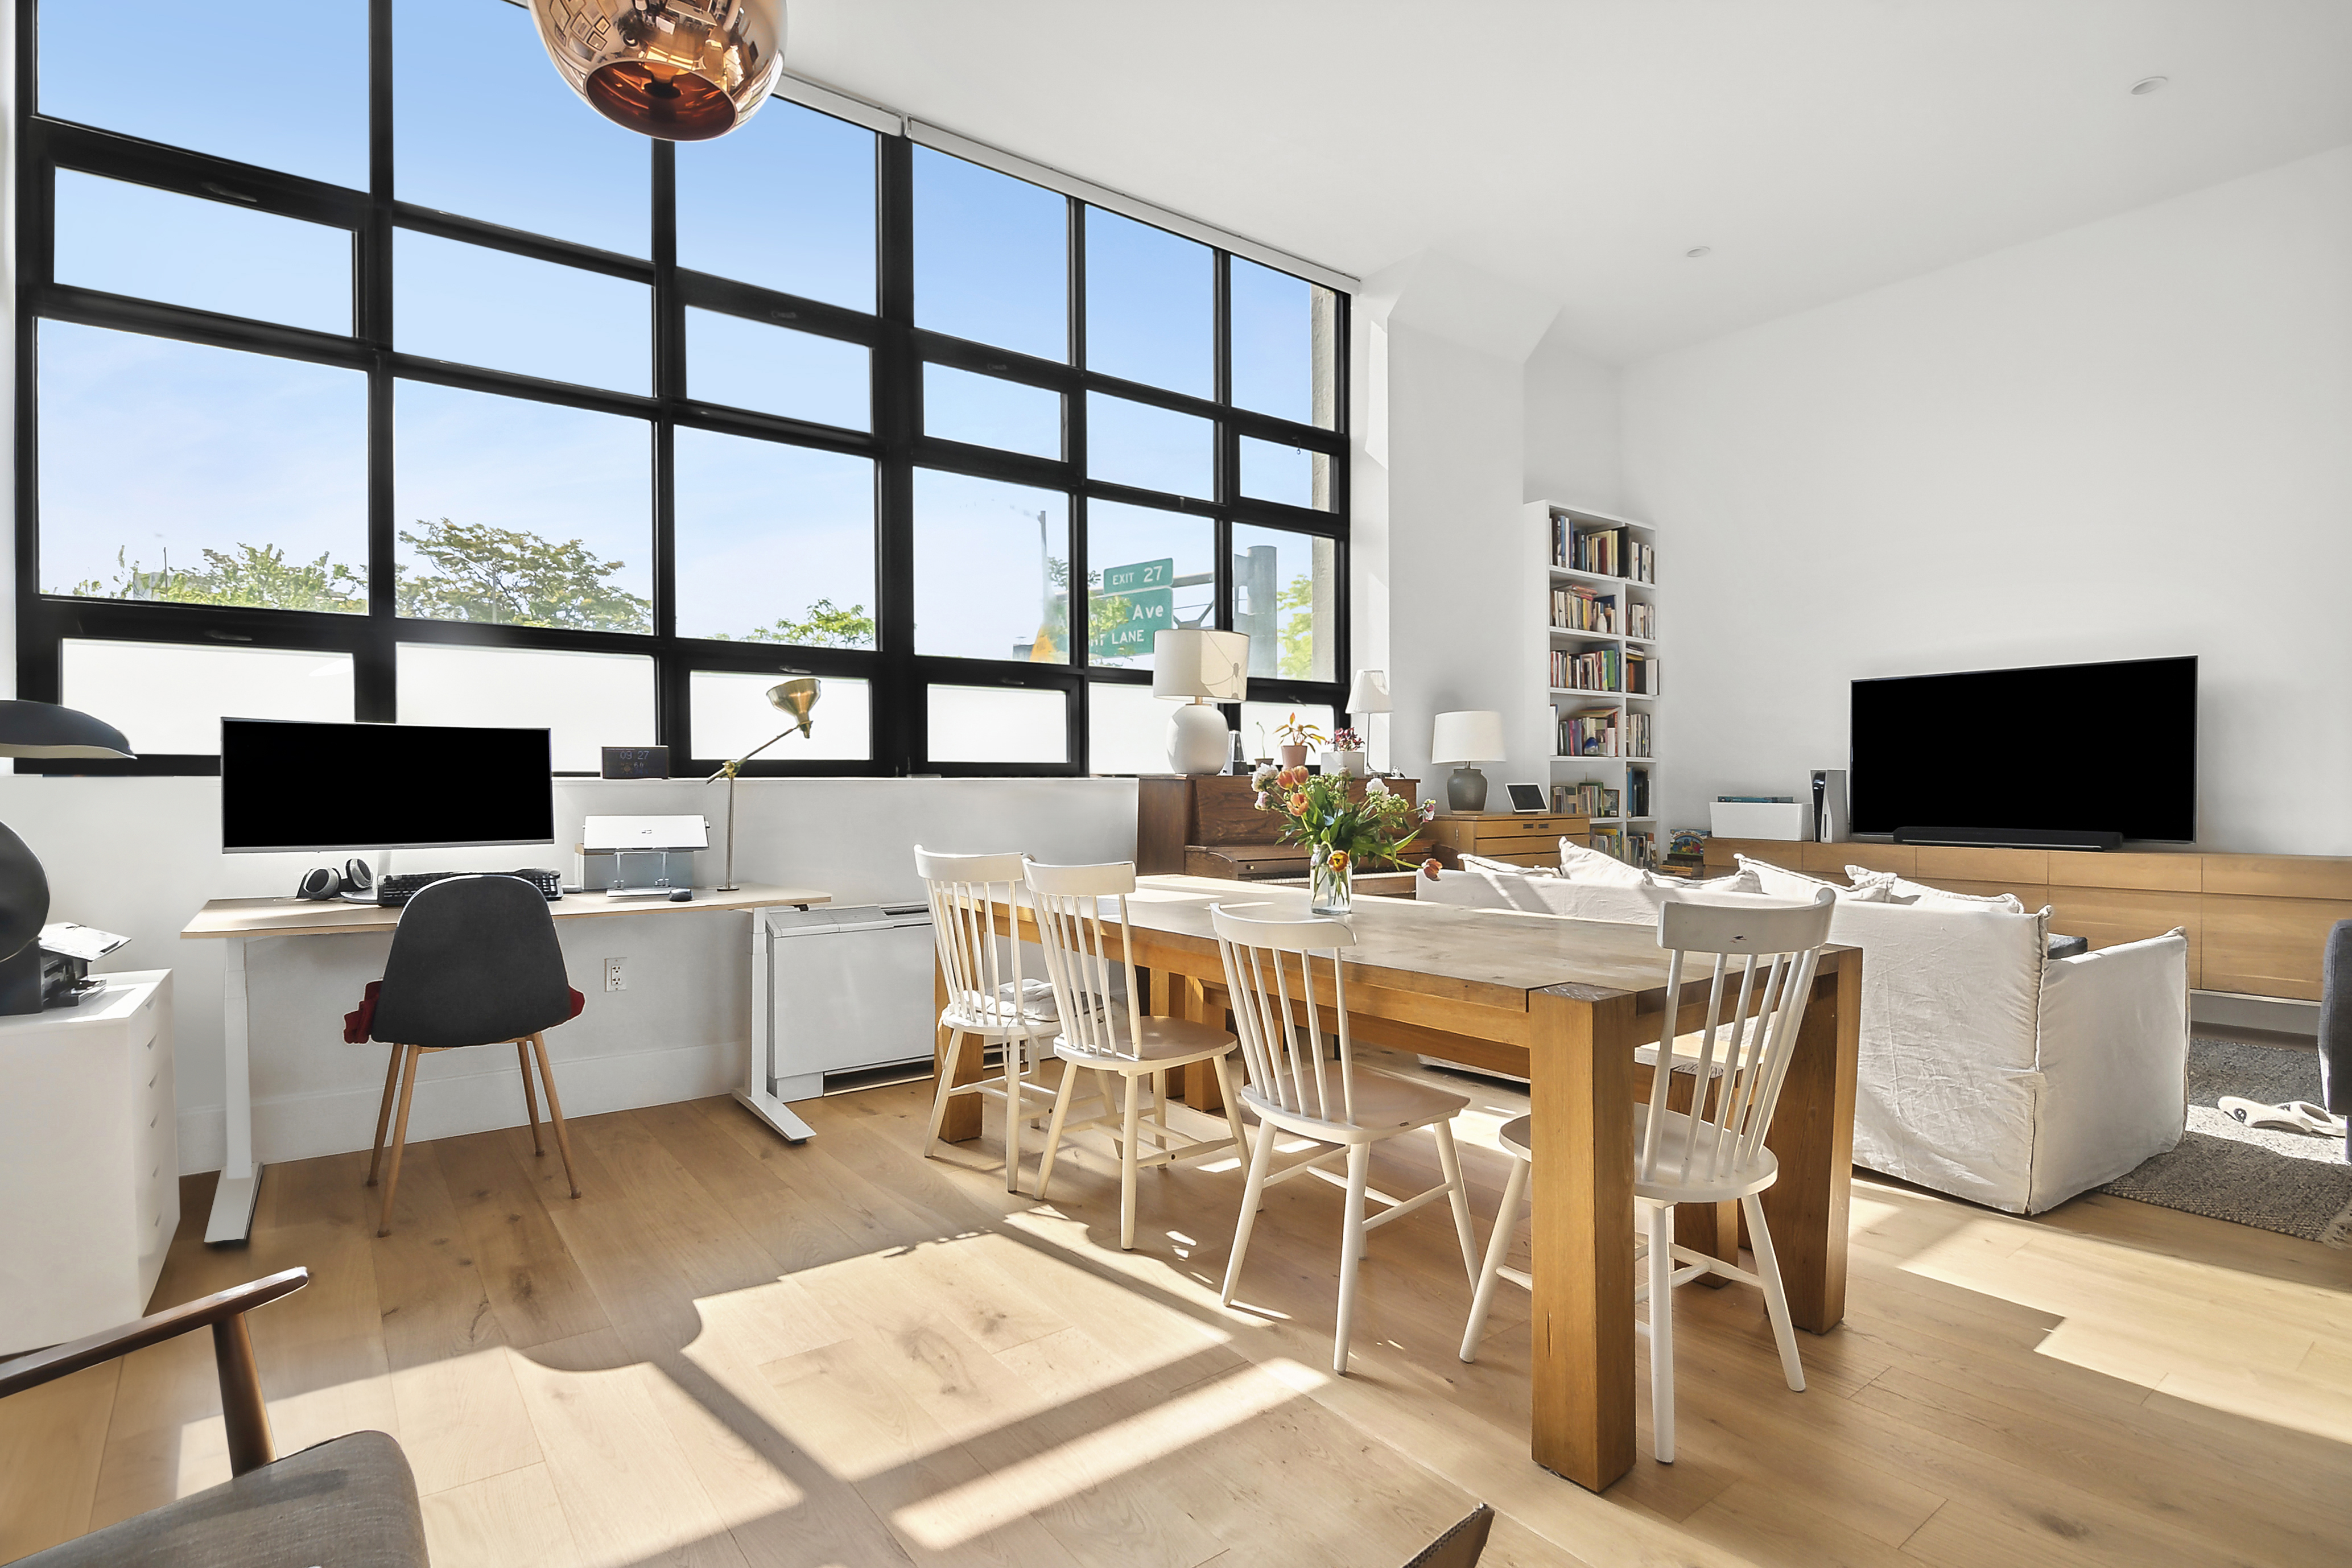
[6,1047,2351,1567]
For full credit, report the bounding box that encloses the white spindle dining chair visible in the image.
[1025,860,1250,1251]
[1458,886,1836,1464]
[1211,903,1481,1376]
[915,847,1061,1191]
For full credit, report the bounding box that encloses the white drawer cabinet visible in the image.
[0,971,176,1354]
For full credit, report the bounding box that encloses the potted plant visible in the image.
[1252,768,1436,914]
[1274,712,1323,769]
[1322,726,1367,778]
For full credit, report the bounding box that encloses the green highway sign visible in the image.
[1092,559,1177,661]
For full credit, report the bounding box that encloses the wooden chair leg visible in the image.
[1035,1056,1081,1200]
[1212,1052,1248,1164]
[528,1033,581,1200]
[365,1045,403,1189]
[1220,1113,1278,1306]
[517,1039,544,1157]
[1119,1071,1143,1251]
[1458,1151,1530,1363]
[1003,1034,1024,1194]
[924,1029,965,1155]
[1649,1199,1677,1463]
[1334,1141,1373,1375]
[378,1045,422,1238]
[1432,1120,1480,1286]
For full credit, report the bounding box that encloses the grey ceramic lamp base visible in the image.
[1446,765,1489,812]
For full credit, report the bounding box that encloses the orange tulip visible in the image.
[1288,791,1310,813]
[1327,851,1350,872]
[1420,858,1442,880]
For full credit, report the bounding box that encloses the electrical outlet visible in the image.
[605,957,627,993]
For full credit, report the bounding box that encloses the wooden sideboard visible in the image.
[1424,810,1593,870]
[1705,837,2352,1000]
[1137,773,1422,880]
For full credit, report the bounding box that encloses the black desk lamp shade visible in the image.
[0,700,134,1013]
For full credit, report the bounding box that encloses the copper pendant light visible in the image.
[530,0,786,142]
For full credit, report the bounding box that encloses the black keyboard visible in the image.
[378,869,563,906]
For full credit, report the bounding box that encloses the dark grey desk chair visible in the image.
[2323,920,2351,1160]
[344,874,586,1236]
[0,1268,431,1566]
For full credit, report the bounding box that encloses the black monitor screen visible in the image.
[1850,655,2196,842]
[221,720,554,852]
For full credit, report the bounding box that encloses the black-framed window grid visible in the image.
[10,5,1350,778]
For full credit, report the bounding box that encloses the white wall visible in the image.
[3,773,1134,1174]
[1524,323,1623,515]
[1622,144,2352,851]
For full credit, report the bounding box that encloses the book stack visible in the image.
[1625,653,1657,695]
[1558,708,1619,757]
[1588,826,1625,859]
[1553,520,1658,584]
[1627,830,1656,866]
[1623,709,1652,757]
[1555,781,1621,817]
[1550,584,1617,634]
[1625,600,1654,640]
[1550,646,1623,692]
[1627,770,1651,818]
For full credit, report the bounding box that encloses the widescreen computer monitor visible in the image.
[221,719,554,853]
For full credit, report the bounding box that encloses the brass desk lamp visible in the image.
[705,677,819,892]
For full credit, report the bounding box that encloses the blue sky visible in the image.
[36,0,1334,663]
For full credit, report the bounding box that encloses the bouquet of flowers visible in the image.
[1251,767,1439,911]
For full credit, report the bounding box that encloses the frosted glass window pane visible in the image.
[396,232,650,393]
[674,430,875,645]
[395,0,649,255]
[677,97,876,311]
[61,641,353,756]
[690,671,871,762]
[686,309,869,430]
[1084,502,1212,672]
[912,470,1070,663]
[1231,257,1339,430]
[1087,393,1212,500]
[1087,682,1173,775]
[39,0,368,189]
[39,324,368,611]
[1232,525,1336,683]
[1083,208,1211,398]
[394,382,651,629]
[1239,703,1335,767]
[55,174,351,335]
[914,147,1066,361]
[397,644,654,773]
[1239,436,1334,511]
[929,686,1067,764]
[923,364,1060,458]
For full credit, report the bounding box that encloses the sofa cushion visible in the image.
[1874,874,2026,913]
[22,1430,427,1568]
[1736,855,1893,902]
[1557,838,1650,886]
[1437,857,1759,923]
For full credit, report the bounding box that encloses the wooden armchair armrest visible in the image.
[0,1267,308,1476]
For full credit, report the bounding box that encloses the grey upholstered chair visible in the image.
[0,1268,430,1566]
[2322,920,2350,1160]
[345,874,587,1236]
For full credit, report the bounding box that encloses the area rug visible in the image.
[2099,1036,2352,1247]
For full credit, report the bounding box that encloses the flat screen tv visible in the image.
[221,719,554,852]
[1850,655,2195,844]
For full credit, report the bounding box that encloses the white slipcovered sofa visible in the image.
[1421,849,2189,1214]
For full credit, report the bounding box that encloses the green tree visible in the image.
[714,597,877,648]
[1278,571,1319,678]
[396,518,651,632]
[67,544,366,614]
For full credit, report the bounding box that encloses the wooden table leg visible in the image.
[934,960,983,1142]
[1528,984,1636,1492]
[1755,950,1860,1333]
[1177,973,1225,1112]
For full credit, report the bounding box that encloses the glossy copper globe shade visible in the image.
[530,0,786,142]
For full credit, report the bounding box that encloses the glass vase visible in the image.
[1310,852,1353,915]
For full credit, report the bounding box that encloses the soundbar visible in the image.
[1892,826,2123,853]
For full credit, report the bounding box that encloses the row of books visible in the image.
[1552,519,1658,584]
[1626,652,1658,695]
[1554,707,1654,758]
[1556,781,1620,817]
[1585,827,1658,866]
[1550,585,1619,634]
[1625,600,1654,639]
[1550,646,1624,692]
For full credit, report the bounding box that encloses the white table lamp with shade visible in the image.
[1344,669,1390,773]
[1151,628,1249,775]
[1430,709,1506,812]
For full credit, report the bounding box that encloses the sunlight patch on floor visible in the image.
[887,1360,1323,1549]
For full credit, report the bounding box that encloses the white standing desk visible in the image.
[179,883,831,1243]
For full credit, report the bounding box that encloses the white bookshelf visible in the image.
[1523,501,1659,866]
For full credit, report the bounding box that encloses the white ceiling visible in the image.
[785,1,2352,363]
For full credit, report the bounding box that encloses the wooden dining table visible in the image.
[939,874,1862,1493]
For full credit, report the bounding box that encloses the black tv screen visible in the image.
[221,719,554,852]
[1850,656,2195,842]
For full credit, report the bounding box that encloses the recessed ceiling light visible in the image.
[2131,76,2169,95]
[1685,246,1712,258]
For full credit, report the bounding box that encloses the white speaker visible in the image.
[1812,769,1848,844]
